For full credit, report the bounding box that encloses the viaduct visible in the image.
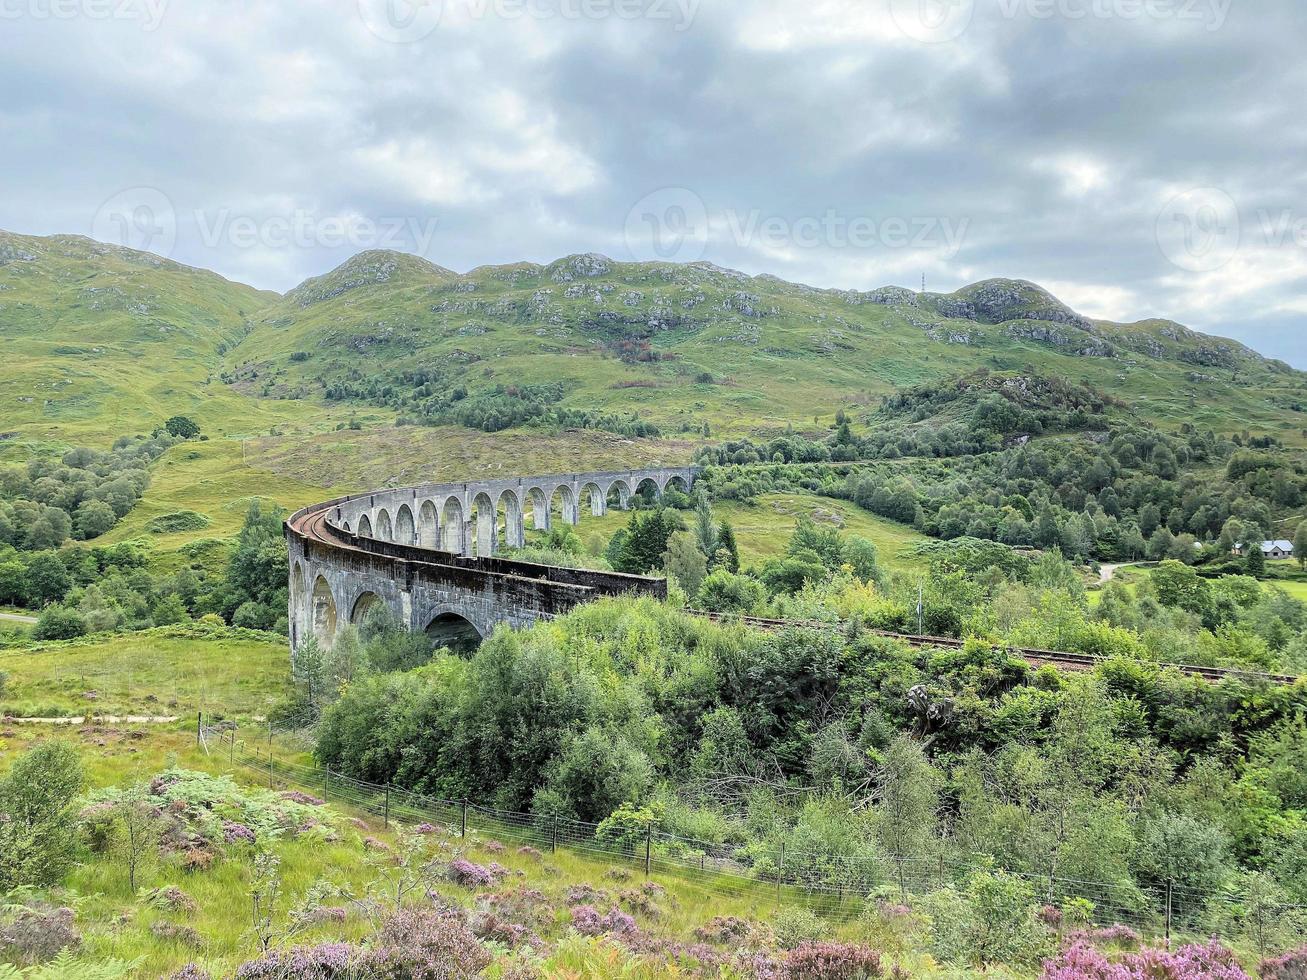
[285,466,699,653]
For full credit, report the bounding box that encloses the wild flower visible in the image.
[414,823,440,834]
[234,942,356,978]
[449,858,495,888]
[782,942,885,979]
[566,884,610,905]
[484,840,506,854]
[168,966,212,980]
[516,845,543,860]
[280,790,325,806]
[569,905,639,937]
[360,909,492,978]
[1041,939,1250,980]
[222,820,257,845]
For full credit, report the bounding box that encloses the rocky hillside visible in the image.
[4,231,1306,446]
[230,250,1306,439]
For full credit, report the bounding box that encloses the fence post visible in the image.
[551,816,558,854]
[461,799,468,838]
[384,786,390,829]
[196,712,201,747]
[644,824,652,878]
[1165,881,1173,949]
[777,842,785,904]
[268,751,274,790]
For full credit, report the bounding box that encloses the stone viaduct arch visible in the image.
[286,465,698,654]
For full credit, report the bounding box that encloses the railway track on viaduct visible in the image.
[692,611,1301,686]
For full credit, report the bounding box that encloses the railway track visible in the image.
[691,610,1301,686]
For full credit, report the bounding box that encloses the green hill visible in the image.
[229,250,1307,440]
[5,229,1307,500]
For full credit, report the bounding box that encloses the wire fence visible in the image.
[199,713,1307,954]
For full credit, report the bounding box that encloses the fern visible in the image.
[0,951,140,980]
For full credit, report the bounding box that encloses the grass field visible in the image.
[572,492,929,574]
[0,626,290,720]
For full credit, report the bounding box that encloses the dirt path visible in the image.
[1097,562,1139,584]
[2,715,180,725]
[0,612,37,625]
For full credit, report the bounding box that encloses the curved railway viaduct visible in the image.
[285,466,698,653]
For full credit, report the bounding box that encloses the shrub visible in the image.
[359,909,492,978]
[234,942,356,978]
[0,904,80,964]
[1041,939,1250,980]
[0,742,84,890]
[569,905,639,937]
[141,886,197,914]
[1261,947,1307,979]
[31,605,86,641]
[449,858,495,888]
[774,906,828,950]
[694,916,753,944]
[782,942,884,979]
[149,922,202,948]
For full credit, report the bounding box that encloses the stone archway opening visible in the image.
[357,513,374,538]
[472,492,497,557]
[424,612,483,655]
[311,575,338,647]
[351,591,383,625]
[526,487,551,533]
[580,482,605,517]
[633,478,661,507]
[396,504,416,546]
[606,480,632,511]
[375,509,394,542]
[441,497,465,554]
[550,484,577,527]
[419,500,440,549]
[498,490,525,551]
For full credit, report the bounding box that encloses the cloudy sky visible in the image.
[2,0,1305,361]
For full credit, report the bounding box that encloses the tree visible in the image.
[0,561,25,606]
[32,605,87,641]
[164,415,201,439]
[0,742,84,890]
[109,783,163,891]
[24,552,70,606]
[663,530,707,599]
[609,508,683,574]
[872,735,943,900]
[1294,521,1307,570]
[1247,542,1266,577]
[74,499,117,540]
[693,493,718,558]
[713,521,740,573]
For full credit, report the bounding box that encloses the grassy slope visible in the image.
[0,626,291,719]
[231,252,1307,441]
[0,627,885,979]
[575,494,928,573]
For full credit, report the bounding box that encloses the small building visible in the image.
[1233,540,1295,560]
